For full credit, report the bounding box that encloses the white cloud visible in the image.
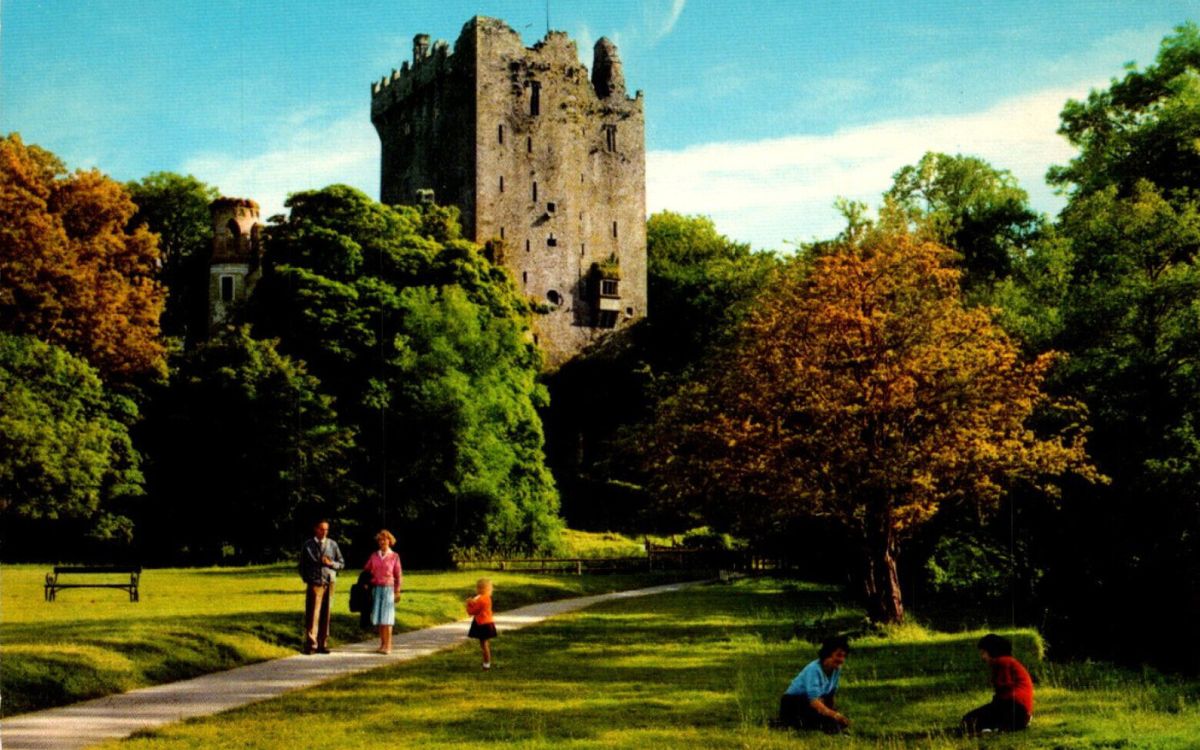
[182,111,379,219]
[647,84,1095,250]
[657,0,686,40]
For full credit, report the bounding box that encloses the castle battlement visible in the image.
[371,17,642,123]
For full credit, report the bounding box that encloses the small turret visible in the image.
[208,197,263,332]
[413,34,430,63]
[591,37,625,99]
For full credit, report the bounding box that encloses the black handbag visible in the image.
[348,570,371,613]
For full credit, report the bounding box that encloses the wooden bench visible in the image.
[44,565,141,602]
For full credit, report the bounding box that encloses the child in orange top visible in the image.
[466,578,496,670]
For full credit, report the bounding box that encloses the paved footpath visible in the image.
[1,580,705,750]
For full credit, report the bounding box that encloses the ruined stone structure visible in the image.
[207,197,263,332]
[371,17,647,368]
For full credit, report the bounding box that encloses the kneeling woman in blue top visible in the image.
[779,636,851,732]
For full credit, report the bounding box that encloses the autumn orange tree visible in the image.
[649,223,1097,623]
[0,134,165,385]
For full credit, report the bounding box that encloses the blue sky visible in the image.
[2,1,1194,249]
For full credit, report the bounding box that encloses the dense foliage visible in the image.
[885,152,1045,294]
[1031,23,1200,671]
[125,172,219,341]
[248,186,560,563]
[542,212,777,531]
[0,333,141,548]
[646,225,1096,622]
[137,327,354,563]
[0,134,166,386]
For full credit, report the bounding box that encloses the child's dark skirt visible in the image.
[468,619,497,640]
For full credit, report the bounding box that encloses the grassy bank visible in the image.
[98,578,1200,749]
[0,563,690,716]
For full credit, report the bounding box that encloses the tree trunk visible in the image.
[861,529,904,624]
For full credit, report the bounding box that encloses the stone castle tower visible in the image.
[207,197,263,331]
[371,17,647,368]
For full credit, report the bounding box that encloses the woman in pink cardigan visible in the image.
[363,529,403,654]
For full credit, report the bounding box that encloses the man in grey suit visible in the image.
[299,519,344,654]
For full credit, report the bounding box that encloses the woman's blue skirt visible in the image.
[370,585,395,626]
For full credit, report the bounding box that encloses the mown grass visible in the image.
[0,563,691,717]
[97,578,1200,749]
[558,528,655,558]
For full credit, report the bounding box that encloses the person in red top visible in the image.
[961,633,1034,734]
[466,578,496,670]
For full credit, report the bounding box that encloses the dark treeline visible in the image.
[2,23,1197,674]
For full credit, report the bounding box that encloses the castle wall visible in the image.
[372,17,647,369]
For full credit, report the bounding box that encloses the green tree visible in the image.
[0,333,141,539]
[126,173,220,341]
[139,327,353,563]
[1049,23,1200,197]
[644,211,779,371]
[250,186,560,562]
[1037,24,1200,671]
[886,152,1045,293]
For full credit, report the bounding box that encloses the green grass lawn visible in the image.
[93,577,1200,749]
[0,563,691,717]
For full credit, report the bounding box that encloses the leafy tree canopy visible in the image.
[647,226,1097,622]
[644,211,778,373]
[139,326,354,564]
[0,134,166,385]
[249,185,560,561]
[0,332,141,533]
[886,152,1046,291]
[126,172,220,340]
[1049,22,1200,197]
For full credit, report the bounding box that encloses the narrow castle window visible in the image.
[527,137,533,154]
[522,271,528,284]
[604,124,617,152]
[498,124,504,144]
[581,243,585,256]
[499,175,504,192]
[220,275,235,302]
[500,227,505,239]
[612,221,618,238]
[529,81,541,116]
[532,182,538,202]
[526,239,531,252]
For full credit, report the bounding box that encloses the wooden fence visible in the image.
[458,546,783,575]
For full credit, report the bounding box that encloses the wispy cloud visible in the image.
[181,110,379,218]
[657,0,686,40]
[647,84,1095,250]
